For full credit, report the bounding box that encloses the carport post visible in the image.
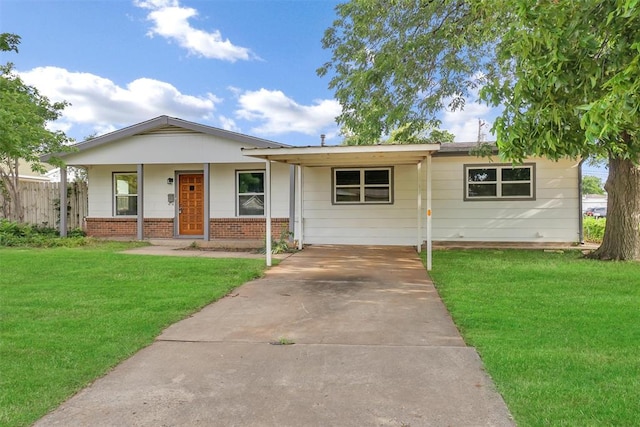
[416,160,422,252]
[295,165,303,250]
[426,154,433,271]
[136,164,144,241]
[265,160,272,266]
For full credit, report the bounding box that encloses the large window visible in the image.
[333,167,393,204]
[465,164,535,200]
[113,173,138,216]
[237,171,265,216]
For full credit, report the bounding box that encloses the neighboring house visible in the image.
[1,159,52,183]
[44,115,581,268]
[582,194,607,214]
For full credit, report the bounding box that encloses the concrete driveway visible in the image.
[36,245,514,427]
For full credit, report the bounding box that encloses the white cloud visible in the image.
[235,89,341,138]
[441,99,500,143]
[134,0,255,62]
[218,115,240,132]
[18,66,219,137]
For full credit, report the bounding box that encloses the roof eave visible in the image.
[40,115,288,162]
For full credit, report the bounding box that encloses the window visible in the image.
[333,168,392,204]
[237,171,265,216]
[113,173,138,216]
[465,164,535,200]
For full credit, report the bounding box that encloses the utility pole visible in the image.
[477,120,486,143]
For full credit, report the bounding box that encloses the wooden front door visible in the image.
[178,174,204,235]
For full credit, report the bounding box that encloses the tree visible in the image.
[319,0,640,260]
[582,176,606,195]
[0,33,72,221]
[386,126,455,145]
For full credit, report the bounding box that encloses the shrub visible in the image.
[583,216,605,243]
[0,219,89,247]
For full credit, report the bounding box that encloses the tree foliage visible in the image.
[483,0,640,163]
[320,0,640,260]
[0,33,72,221]
[582,176,606,195]
[318,0,495,145]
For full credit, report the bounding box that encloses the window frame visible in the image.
[236,170,266,217]
[332,167,394,205]
[464,163,536,201]
[112,172,138,216]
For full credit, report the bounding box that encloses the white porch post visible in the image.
[416,160,423,252]
[295,165,304,250]
[59,167,68,237]
[426,154,433,271]
[136,164,144,241]
[265,160,272,266]
[203,163,210,241]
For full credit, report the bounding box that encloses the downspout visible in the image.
[578,159,584,244]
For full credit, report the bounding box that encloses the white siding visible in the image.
[430,156,580,243]
[302,165,421,245]
[210,162,290,218]
[86,163,290,220]
[300,156,580,246]
[64,132,264,165]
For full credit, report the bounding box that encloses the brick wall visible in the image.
[85,217,289,239]
[85,218,173,238]
[210,218,289,240]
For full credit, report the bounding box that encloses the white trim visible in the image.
[244,143,440,157]
[242,143,441,168]
[113,172,138,217]
[236,170,266,217]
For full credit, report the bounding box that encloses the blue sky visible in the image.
[0,0,502,146]
[0,0,609,180]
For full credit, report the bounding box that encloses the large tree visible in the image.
[582,176,606,196]
[0,33,71,221]
[319,0,640,260]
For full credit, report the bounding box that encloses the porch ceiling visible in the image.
[242,143,440,167]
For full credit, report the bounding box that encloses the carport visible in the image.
[242,143,440,270]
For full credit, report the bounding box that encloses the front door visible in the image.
[178,173,204,236]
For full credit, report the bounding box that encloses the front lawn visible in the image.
[428,249,640,426]
[0,243,266,427]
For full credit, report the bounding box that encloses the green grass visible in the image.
[0,243,266,427]
[427,249,640,426]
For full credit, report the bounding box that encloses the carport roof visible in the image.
[242,143,440,167]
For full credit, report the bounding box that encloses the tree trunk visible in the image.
[588,156,640,261]
[10,158,24,222]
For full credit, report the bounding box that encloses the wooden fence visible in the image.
[0,181,88,230]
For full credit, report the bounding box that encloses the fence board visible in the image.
[0,181,88,230]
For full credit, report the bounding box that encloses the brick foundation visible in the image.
[210,218,289,240]
[85,218,174,238]
[85,217,289,240]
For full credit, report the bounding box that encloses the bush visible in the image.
[583,216,605,243]
[0,219,89,247]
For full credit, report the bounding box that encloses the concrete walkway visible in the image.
[36,245,514,427]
